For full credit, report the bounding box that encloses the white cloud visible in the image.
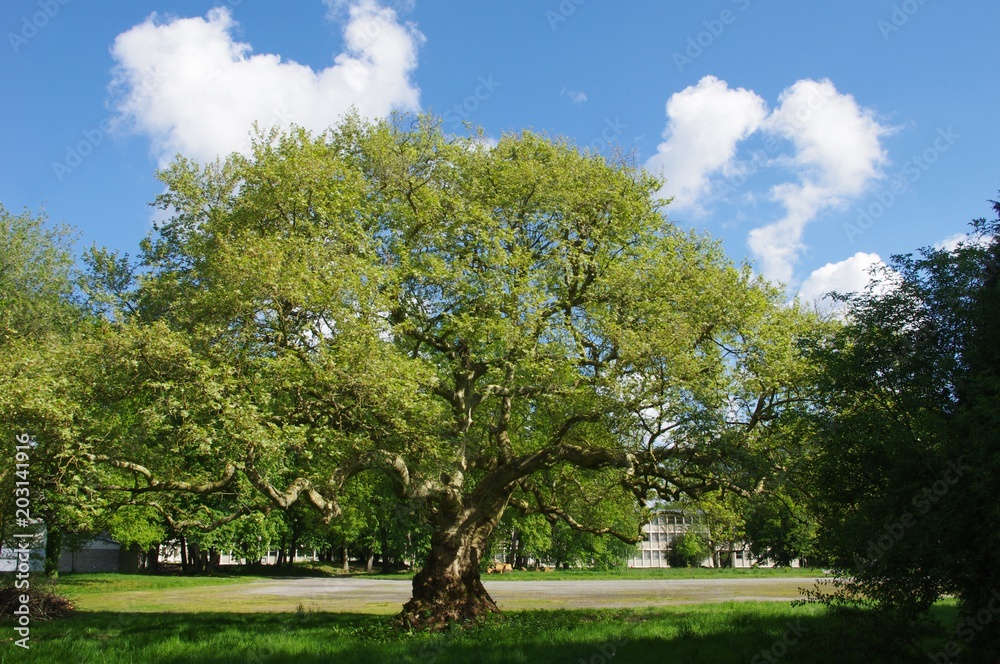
[645,76,768,210]
[749,79,890,284]
[645,76,890,286]
[110,0,423,165]
[934,233,968,252]
[560,88,588,105]
[932,232,991,252]
[798,252,889,314]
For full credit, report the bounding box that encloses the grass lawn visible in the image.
[3,571,958,662]
[54,573,258,596]
[1,602,956,663]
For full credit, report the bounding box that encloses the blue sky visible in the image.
[2,0,998,303]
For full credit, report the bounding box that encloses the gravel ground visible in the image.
[229,576,822,613]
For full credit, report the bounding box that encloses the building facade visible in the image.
[628,510,801,569]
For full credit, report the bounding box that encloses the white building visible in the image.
[628,512,703,568]
[628,511,802,568]
[0,532,120,573]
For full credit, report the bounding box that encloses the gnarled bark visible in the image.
[398,524,499,630]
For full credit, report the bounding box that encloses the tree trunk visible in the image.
[399,526,499,630]
[206,547,220,573]
[366,549,375,572]
[180,536,188,572]
[188,541,201,573]
[147,545,160,572]
[287,530,299,569]
[44,526,62,579]
[342,540,350,572]
[119,543,142,574]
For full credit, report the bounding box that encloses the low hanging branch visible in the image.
[327,449,414,496]
[510,483,643,545]
[82,454,238,495]
[243,446,432,522]
[146,502,269,533]
[243,463,340,522]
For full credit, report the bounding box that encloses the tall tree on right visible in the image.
[810,196,1000,661]
[950,199,1000,661]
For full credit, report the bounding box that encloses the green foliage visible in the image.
[1,115,826,626]
[669,531,710,568]
[808,197,1000,661]
[0,206,88,550]
[742,492,817,567]
[0,205,79,346]
[106,506,167,550]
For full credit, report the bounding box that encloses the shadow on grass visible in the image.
[9,603,954,664]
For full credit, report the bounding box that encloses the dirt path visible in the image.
[78,577,822,614]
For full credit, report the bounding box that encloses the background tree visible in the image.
[681,493,745,568]
[0,205,79,346]
[808,198,1000,661]
[742,490,817,567]
[668,531,710,568]
[0,206,87,575]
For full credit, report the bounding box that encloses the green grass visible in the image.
[0,602,952,663]
[2,574,956,662]
[53,573,258,597]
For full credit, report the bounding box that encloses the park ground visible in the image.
[1,569,960,663]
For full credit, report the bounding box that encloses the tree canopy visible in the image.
[2,114,821,628]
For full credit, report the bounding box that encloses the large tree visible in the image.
[40,115,817,628]
[809,199,1000,661]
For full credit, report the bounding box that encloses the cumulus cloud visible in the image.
[645,76,768,210]
[798,252,890,315]
[646,76,890,286]
[749,79,890,284]
[110,0,423,165]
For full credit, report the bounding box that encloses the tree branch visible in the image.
[85,454,238,495]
